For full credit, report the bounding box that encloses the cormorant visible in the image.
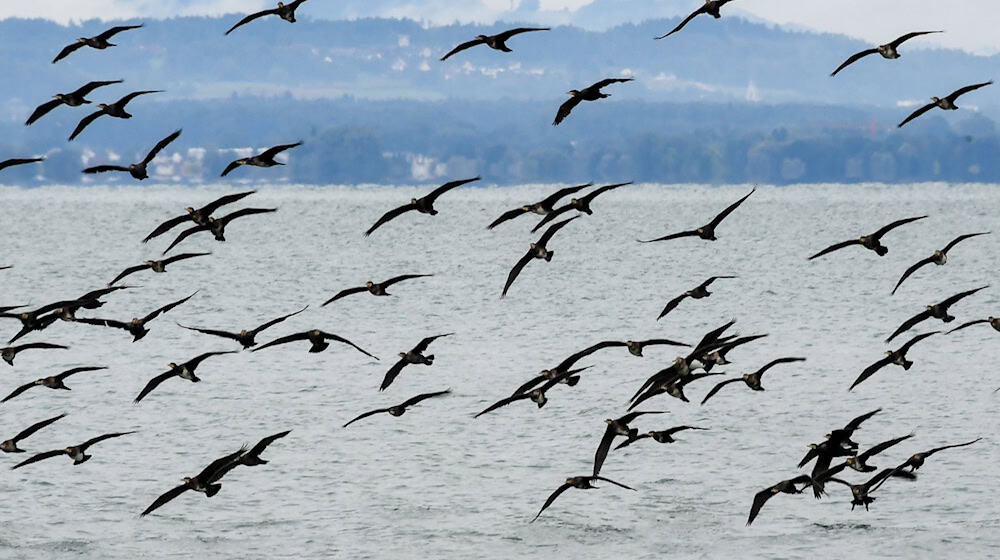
[502,216,579,297]
[823,469,896,511]
[52,24,144,63]
[322,274,433,306]
[747,475,817,526]
[2,366,107,404]
[639,187,755,243]
[1,414,66,453]
[379,334,453,391]
[142,190,256,243]
[252,329,377,359]
[850,332,938,390]
[655,0,735,40]
[162,208,277,254]
[84,129,182,180]
[107,251,210,286]
[134,351,237,403]
[831,31,942,76]
[808,216,927,260]
[475,371,581,418]
[614,425,707,450]
[886,285,988,342]
[238,430,291,466]
[532,475,635,522]
[68,90,163,141]
[700,357,807,404]
[948,316,1000,334]
[1,342,68,366]
[887,438,981,473]
[176,306,308,349]
[225,1,309,35]
[12,431,134,469]
[891,232,990,294]
[75,291,197,342]
[553,78,633,125]
[26,80,123,125]
[220,142,303,176]
[140,447,246,516]
[365,177,480,236]
[815,434,915,481]
[593,411,665,476]
[530,181,632,233]
[657,276,736,320]
[898,81,993,128]
[343,390,451,427]
[487,183,592,229]
[440,27,550,60]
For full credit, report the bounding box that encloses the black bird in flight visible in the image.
[26,80,123,125]
[1,342,68,366]
[657,276,736,320]
[162,208,277,255]
[655,0,734,40]
[948,316,1000,334]
[238,430,292,466]
[52,24,143,63]
[108,252,209,286]
[639,187,754,243]
[593,411,665,476]
[808,216,926,260]
[380,334,453,391]
[75,291,197,342]
[898,81,993,128]
[532,475,635,522]
[84,129,182,181]
[68,90,163,141]
[530,181,632,233]
[0,414,66,453]
[700,357,806,405]
[891,232,990,294]
[225,0,309,35]
[0,158,44,172]
[487,183,592,230]
[441,27,550,60]
[553,78,633,125]
[815,434,915,481]
[140,447,246,516]
[220,142,302,177]
[142,190,256,243]
[799,409,881,494]
[502,216,579,297]
[475,370,583,418]
[886,438,982,474]
[2,366,107,404]
[11,431,134,469]
[614,425,707,450]
[134,351,237,403]
[253,329,377,359]
[322,274,433,306]
[822,469,896,511]
[343,390,451,427]
[176,306,308,350]
[886,285,988,342]
[746,475,817,526]
[830,31,942,77]
[365,177,480,236]
[850,331,938,390]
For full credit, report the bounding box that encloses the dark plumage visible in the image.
[815,434,915,483]
[747,475,817,526]
[176,306,308,349]
[2,366,107,404]
[553,78,633,125]
[885,285,988,342]
[343,390,451,427]
[799,409,882,495]
[532,475,635,522]
[0,414,66,453]
[225,0,309,35]
[850,332,938,390]
[162,208,277,255]
[75,291,197,342]
[700,357,806,404]
[657,276,736,320]
[238,430,291,466]
[365,177,480,236]
[11,431,134,469]
[502,216,579,297]
[379,334,453,391]
[808,216,927,260]
[322,274,433,306]
[530,181,632,233]
[107,251,209,286]
[84,129,182,180]
[655,0,735,39]
[440,27,549,60]
[887,438,981,473]
[1,342,69,366]
[142,190,256,243]
[487,183,592,230]
[253,329,377,359]
[593,411,665,476]
[26,80,123,125]
[948,316,1000,334]
[0,158,44,171]
[68,90,162,141]
[891,232,990,294]
[479,368,587,417]
[220,142,302,177]
[898,81,993,128]
[140,447,247,516]
[830,31,942,76]
[134,351,237,403]
[52,24,143,63]
[823,469,896,511]
[614,425,707,450]
[639,187,754,243]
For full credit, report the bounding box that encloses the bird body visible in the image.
[0,414,66,453]
[26,80,123,125]
[440,27,549,60]
[225,1,309,35]
[220,142,302,177]
[68,90,162,141]
[830,31,942,76]
[52,25,144,63]
[898,81,993,128]
[84,129,181,181]
[553,78,633,125]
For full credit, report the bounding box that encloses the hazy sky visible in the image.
[2,0,998,55]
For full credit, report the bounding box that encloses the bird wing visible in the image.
[592,424,617,476]
[11,449,64,469]
[829,48,879,76]
[850,354,895,391]
[556,341,622,370]
[79,431,134,451]
[946,80,993,103]
[198,447,248,481]
[439,37,487,61]
[842,408,882,433]
[0,158,44,170]
[1,381,40,403]
[52,41,87,63]
[657,293,689,320]
[25,99,63,125]
[322,286,367,306]
[84,165,131,175]
[117,90,163,108]
[813,461,848,483]
[552,95,583,125]
[923,437,982,458]
[942,231,990,254]
[220,159,244,177]
[939,285,989,309]
[861,468,896,492]
[142,291,197,324]
[140,484,190,516]
[68,109,106,141]
[400,389,451,408]
[501,250,535,298]
[218,207,277,226]
[797,446,819,468]
[487,207,530,230]
[74,79,124,97]
[655,5,708,39]
[56,366,107,381]
[322,332,378,360]
[496,27,550,41]
[176,323,241,342]
[475,393,530,418]
[640,338,691,348]
[755,356,806,378]
[897,102,937,128]
[510,374,546,397]
[892,256,936,295]
[246,430,292,457]
[342,407,391,428]
[614,433,650,450]
[75,318,130,331]
[746,486,778,526]
[531,483,572,522]
[590,475,634,490]
[699,275,737,289]
[13,413,66,442]
[163,251,211,266]
[529,203,572,233]
[871,215,927,240]
[379,359,409,391]
[539,183,593,209]
[134,371,178,403]
[251,306,309,334]
[161,224,210,255]
[141,129,182,165]
[252,331,311,352]
[579,181,632,205]
[637,229,699,243]
[381,273,433,289]
[258,141,304,161]
[708,187,755,229]
[424,176,479,204]
[699,378,742,405]
[807,238,862,260]
[897,331,938,354]
[199,190,258,216]
[365,202,419,236]
[97,24,144,41]
[890,30,942,48]
[225,8,280,35]
[185,351,236,370]
[412,333,453,354]
[108,263,151,286]
[142,214,191,243]
[537,215,579,245]
[858,434,914,462]
[16,342,69,351]
[947,319,988,334]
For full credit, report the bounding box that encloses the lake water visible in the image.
[0,183,997,559]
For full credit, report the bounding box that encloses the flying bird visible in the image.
[850,331,938,390]
[614,425,707,450]
[343,390,451,427]
[948,316,1000,334]
[11,431,134,469]
[220,142,302,177]
[68,90,163,141]
[253,329,377,359]
[75,291,197,342]
[815,434,915,482]
[142,190,256,243]
[365,177,480,236]
[830,31,943,76]
[134,351,237,403]
[162,208,277,254]
[532,475,635,522]
[799,409,882,493]
[746,475,817,526]
[530,182,632,233]
[225,0,309,35]
[808,216,927,260]
[487,183,592,230]
[1,342,68,366]
[2,366,107,404]
[176,306,308,349]
[639,187,755,243]
[891,232,990,294]
[822,469,896,511]
[898,81,993,128]
[593,411,665,476]
[553,78,633,125]
[140,447,246,516]
[502,216,579,297]
[25,80,123,125]
[886,285,989,342]
[379,333,453,391]
[700,357,806,405]
[887,438,982,473]
[0,158,44,172]
[84,129,182,180]
[107,252,209,286]
[657,276,736,320]
[440,27,550,60]
[238,430,291,466]
[1,414,66,453]
[322,274,433,306]
[52,24,144,63]
[509,365,591,398]
[655,0,735,40]
[475,370,583,418]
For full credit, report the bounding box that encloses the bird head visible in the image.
[398,352,407,359]
[931,96,941,103]
[521,205,531,211]
[885,350,894,357]
[365,281,374,288]
[925,305,934,312]
[604,418,614,425]
[529,243,536,249]
[807,443,818,450]
[239,329,249,337]
[567,89,580,96]
[410,198,418,204]
[184,206,196,214]
[97,103,109,110]
[54,93,67,101]
[277,2,285,7]
[311,329,322,336]
[182,476,194,484]
[846,457,858,467]
[475,35,489,41]
[143,260,156,266]
[168,362,178,369]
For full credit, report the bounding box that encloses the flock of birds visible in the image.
[1,0,996,528]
